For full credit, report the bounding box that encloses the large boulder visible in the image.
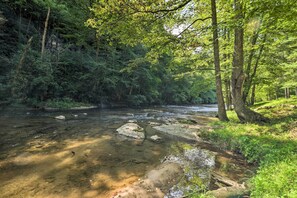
[116,123,145,139]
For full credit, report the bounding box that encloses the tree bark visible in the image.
[41,7,51,59]
[211,0,229,121]
[222,28,232,110]
[285,88,290,99]
[295,87,297,96]
[231,0,268,123]
[225,80,232,110]
[250,82,256,105]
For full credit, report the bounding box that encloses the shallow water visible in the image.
[0,105,218,198]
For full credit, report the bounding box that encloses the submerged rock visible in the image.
[116,123,145,139]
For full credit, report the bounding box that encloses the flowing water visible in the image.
[0,105,251,198]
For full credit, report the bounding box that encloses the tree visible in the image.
[88,0,230,120]
[231,0,267,123]
[211,0,228,121]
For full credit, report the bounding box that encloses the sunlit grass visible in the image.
[200,98,297,197]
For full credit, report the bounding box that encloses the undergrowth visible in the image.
[201,97,297,197]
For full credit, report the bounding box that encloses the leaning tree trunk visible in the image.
[231,0,268,123]
[41,7,50,59]
[211,0,228,121]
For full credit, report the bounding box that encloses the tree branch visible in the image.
[127,0,193,15]
[175,17,212,38]
[145,0,192,13]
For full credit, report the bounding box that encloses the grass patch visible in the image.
[200,97,297,197]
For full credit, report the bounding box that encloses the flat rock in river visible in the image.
[116,123,145,139]
[153,124,200,140]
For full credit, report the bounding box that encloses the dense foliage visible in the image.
[0,0,216,107]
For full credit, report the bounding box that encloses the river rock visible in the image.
[113,162,183,198]
[184,148,215,168]
[128,119,137,123]
[153,124,199,140]
[148,121,160,126]
[163,147,216,198]
[55,115,65,120]
[116,123,145,139]
[150,135,162,142]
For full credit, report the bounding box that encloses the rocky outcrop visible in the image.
[113,163,183,198]
[116,123,145,139]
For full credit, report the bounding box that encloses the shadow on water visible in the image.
[0,105,218,198]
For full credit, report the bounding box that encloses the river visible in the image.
[0,105,252,198]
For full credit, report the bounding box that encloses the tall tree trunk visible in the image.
[211,0,228,121]
[41,7,51,59]
[225,80,232,110]
[295,87,297,96]
[242,26,260,103]
[222,28,232,111]
[243,34,267,103]
[285,88,290,98]
[231,0,267,123]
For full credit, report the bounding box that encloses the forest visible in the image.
[1,0,296,112]
[0,0,297,197]
[0,0,219,109]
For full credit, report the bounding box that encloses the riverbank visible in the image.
[201,97,297,197]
